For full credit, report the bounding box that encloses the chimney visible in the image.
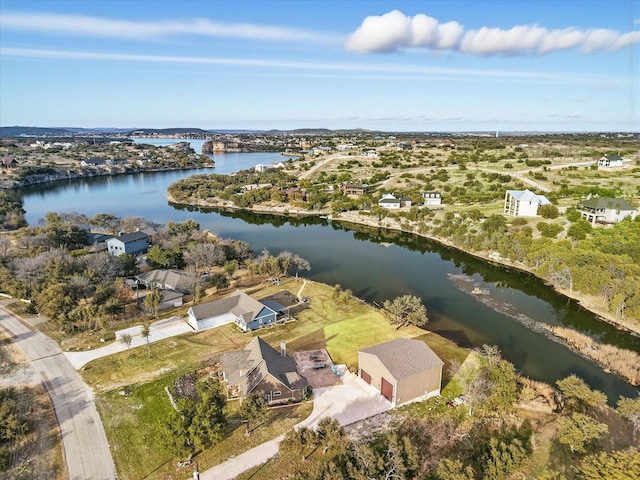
[280,341,286,357]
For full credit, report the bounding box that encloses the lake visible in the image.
[17,156,640,404]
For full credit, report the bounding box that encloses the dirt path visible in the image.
[296,278,307,299]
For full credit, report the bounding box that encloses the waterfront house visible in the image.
[378,193,411,209]
[1,157,18,168]
[341,181,367,196]
[358,338,443,407]
[422,192,442,206]
[503,189,551,217]
[187,290,279,332]
[81,158,106,167]
[136,269,192,293]
[106,158,128,166]
[597,154,624,169]
[106,231,149,256]
[220,336,309,405]
[577,197,638,225]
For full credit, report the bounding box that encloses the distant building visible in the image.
[503,189,551,217]
[422,192,442,206]
[0,157,18,168]
[106,231,149,256]
[597,154,624,169]
[364,149,378,158]
[81,158,106,167]
[378,193,411,209]
[341,181,367,196]
[577,197,638,225]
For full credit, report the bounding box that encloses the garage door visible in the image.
[361,369,371,384]
[381,377,393,402]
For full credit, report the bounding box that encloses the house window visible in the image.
[273,391,281,397]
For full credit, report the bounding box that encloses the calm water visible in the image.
[18,161,640,404]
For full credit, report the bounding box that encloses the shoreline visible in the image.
[165,191,640,337]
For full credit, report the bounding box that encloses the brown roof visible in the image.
[220,337,308,395]
[360,338,443,380]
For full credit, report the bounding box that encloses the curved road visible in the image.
[0,307,116,480]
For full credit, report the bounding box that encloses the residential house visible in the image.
[364,149,378,158]
[422,192,442,206]
[597,154,624,169]
[136,269,193,293]
[139,289,184,311]
[106,231,149,256]
[187,290,280,332]
[358,338,444,407]
[81,158,106,167]
[220,336,309,405]
[378,193,411,209]
[577,197,638,225]
[341,181,367,196]
[503,189,552,217]
[106,158,128,166]
[1,157,18,168]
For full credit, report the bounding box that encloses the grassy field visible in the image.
[85,277,468,479]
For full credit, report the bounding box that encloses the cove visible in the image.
[17,167,640,404]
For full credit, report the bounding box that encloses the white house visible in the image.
[378,193,411,209]
[597,154,624,169]
[422,192,442,206]
[577,197,638,225]
[106,231,149,256]
[364,150,378,158]
[503,189,551,217]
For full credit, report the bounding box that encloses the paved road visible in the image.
[200,372,391,480]
[0,307,116,480]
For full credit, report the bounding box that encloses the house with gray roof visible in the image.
[503,189,551,217]
[220,336,309,405]
[597,154,624,169]
[187,290,278,332]
[136,269,192,293]
[358,338,444,407]
[106,231,149,256]
[378,193,411,209]
[577,197,638,225]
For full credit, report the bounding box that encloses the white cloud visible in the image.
[345,10,463,53]
[0,11,331,43]
[345,10,640,55]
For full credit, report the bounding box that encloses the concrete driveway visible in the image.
[199,372,391,480]
[64,315,192,369]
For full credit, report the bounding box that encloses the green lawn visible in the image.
[86,277,469,479]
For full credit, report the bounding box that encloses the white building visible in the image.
[597,154,624,169]
[503,189,551,217]
[577,197,638,225]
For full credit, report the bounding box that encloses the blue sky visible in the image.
[1,0,638,132]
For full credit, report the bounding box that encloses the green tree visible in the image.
[578,449,640,480]
[556,375,607,412]
[383,294,428,328]
[189,379,227,450]
[435,458,475,480]
[239,392,268,435]
[143,288,162,318]
[616,396,640,437]
[140,323,151,358]
[316,417,349,455]
[557,413,608,455]
[538,204,559,219]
